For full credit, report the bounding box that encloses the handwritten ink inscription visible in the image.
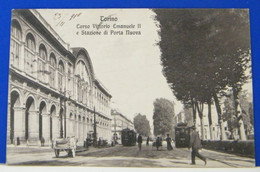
[54,12,82,27]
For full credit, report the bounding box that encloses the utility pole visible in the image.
[113,114,117,144]
[59,96,63,138]
[64,95,67,138]
[93,106,97,147]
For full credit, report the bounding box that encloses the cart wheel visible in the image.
[55,149,60,158]
[71,149,75,158]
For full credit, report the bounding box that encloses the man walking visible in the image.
[137,134,143,151]
[189,126,207,165]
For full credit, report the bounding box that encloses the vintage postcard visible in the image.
[6,9,255,167]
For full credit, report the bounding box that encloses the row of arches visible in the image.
[10,90,64,144]
[9,89,110,145]
[11,19,66,90]
[11,19,65,69]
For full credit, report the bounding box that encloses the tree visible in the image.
[153,9,251,140]
[153,98,175,136]
[133,113,151,137]
[222,90,253,139]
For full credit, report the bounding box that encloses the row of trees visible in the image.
[132,91,253,140]
[153,9,252,140]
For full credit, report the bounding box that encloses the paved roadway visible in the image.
[6,142,255,167]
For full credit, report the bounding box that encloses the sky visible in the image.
[37,9,253,130]
[37,9,184,126]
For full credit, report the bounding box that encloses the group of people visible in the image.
[137,134,173,151]
[136,126,207,165]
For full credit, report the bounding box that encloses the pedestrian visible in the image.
[189,126,207,165]
[146,136,149,146]
[41,137,45,147]
[98,138,102,148]
[156,136,161,151]
[159,136,163,150]
[137,134,143,151]
[166,134,173,150]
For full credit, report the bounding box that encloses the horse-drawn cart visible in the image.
[53,137,77,158]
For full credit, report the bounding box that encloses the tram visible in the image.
[175,123,191,148]
[121,128,137,146]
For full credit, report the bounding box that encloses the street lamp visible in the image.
[59,89,71,138]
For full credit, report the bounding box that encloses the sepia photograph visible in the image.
[6,9,255,167]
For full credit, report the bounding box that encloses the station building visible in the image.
[7,9,112,146]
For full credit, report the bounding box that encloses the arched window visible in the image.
[24,33,36,75]
[11,20,22,40]
[50,53,56,67]
[10,20,22,68]
[49,53,56,88]
[58,60,64,91]
[58,60,64,73]
[39,44,47,60]
[75,60,90,103]
[38,44,47,81]
[25,33,35,51]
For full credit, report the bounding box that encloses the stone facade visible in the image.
[7,9,112,146]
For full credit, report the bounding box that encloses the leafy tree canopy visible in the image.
[153,98,175,136]
[133,113,151,137]
[153,9,251,104]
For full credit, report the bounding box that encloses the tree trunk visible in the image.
[213,92,226,140]
[195,102,204,140]
[191,99,197,126]
[207,99,213,140]
[232,86,247,140]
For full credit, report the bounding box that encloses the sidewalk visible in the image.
[6,144,116,154]
[7,145,53,154]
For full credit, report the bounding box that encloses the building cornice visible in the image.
[16,10,75,62]
[111,111,133,124]
[94,79,112,98]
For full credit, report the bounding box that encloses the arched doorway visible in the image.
[10,91,21,144]
[39,101,46,140]
[50,105,56,140]
[25,96,35,140]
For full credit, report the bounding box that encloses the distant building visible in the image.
[174,105,228,140]
[194,104,228,140]
[111,109,134,144]
[174,112,186,124]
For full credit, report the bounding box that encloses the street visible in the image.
[6,142,255,167]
